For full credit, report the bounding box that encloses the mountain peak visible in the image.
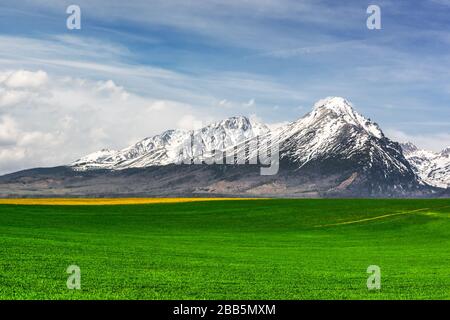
[313,97,354,114]
[441,147,450,156]
[400,142,419,155]
[209,115,269,135]
[217,115,251,128]
[307,97,383,139]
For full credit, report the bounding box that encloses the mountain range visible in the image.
[400,142,450,189]
[0,97,448,198]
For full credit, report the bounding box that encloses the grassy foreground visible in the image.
[0,199,449,299]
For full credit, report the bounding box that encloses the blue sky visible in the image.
[0,0,449,173]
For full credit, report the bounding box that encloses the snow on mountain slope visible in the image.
[401,142,450,188]
[72,97,418,190]
[71,116,270,170]
[270,97,413,181]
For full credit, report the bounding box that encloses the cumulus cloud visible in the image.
[0,116,19,145]
[0,115,61,173]
[2,70,48,89]
[0,89,29,108]
[176,114,206,131]
[0,148,26,169]
[94,80,129,100]
[0,69,216,174]
[0,70,50,108]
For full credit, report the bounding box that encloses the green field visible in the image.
[0,199,449,299]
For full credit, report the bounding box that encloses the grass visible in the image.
[0,198,449,299]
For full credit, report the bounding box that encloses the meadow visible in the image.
[0,198,449,299]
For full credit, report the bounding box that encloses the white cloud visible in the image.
[385,128,450,152]
[0,69,221,174]
[94,80,129,100]
[266,121,290,131]
[0,89,30,107]
[0,116,19,145]
[249,113,288,131]
[0,148,26,168]
[243,98,255,107]
[218,99,230,107]
[0,115,60,173]
[176,114,205,131]
[0,70,51,108]
[3,70,48,89]
[259,40,364,59]
[0,35,304,116]
[18,131,57,147]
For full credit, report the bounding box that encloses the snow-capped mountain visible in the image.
[72,116,270,170]
[69,97,421,195]
[2,97,444,198]
[276,97,412,176]
[401,142,450,188]
[73,97,411,176]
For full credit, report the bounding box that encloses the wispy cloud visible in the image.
[0,69,206,174]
